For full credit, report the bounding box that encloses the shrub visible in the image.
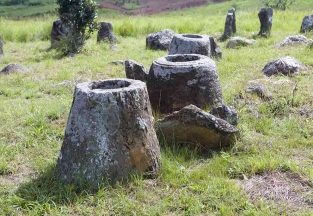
[261,0,295,10]
[56,0,98,55]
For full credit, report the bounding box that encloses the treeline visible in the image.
[0,0,54,6]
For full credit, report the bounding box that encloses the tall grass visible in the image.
[0,17,53,42]
[1,1,312,43]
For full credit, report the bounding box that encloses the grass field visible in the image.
[1,0,313,215]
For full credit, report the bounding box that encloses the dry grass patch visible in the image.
[243,171,313,211]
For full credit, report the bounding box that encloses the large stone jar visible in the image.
[147,54,223,114]
[168,34,211,56]
[57,79,161,186]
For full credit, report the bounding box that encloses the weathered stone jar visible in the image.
[168,34,211,56]
[147,54,223,114]
[57,79,161,186]
[50,19,69,47]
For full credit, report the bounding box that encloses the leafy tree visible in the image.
[56,0,98,55]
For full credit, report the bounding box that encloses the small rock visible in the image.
[155,105,239,150]
[226,37,257,49]
[262,56,305,76]
[146,29,175,50]
[97,22,118,43]
[300,14,313,33]
[125,60,148,82]
[110,60,125,65]
[245,84,272,101]
[275,35,310,47]
[51,80,76,87]
[1,63,30,75]
[110,45,118,51]
[209,105,238,125]
[258,8,273,37]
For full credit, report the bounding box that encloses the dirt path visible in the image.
[101,0,207,15]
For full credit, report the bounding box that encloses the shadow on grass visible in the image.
[159,139,232,162]
[14,164,111,209]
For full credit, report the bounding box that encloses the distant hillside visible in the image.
[0,0,103,18]
[102,0,214,15]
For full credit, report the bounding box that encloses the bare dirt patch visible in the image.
[102,0,230,15]
[243,172,313,211]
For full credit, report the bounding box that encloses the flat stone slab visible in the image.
[262,56,306,76]
[226,37,257,49]
[1,63,30,75]
[155,105,239,150]
[275,35,310,47]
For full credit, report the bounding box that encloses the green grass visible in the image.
[1,0,313,215]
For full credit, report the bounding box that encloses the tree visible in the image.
[56,0,98,55]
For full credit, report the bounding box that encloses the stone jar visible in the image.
[258,8,273,37]
[168,34,211,56]
[147,54,223,114]
[57,79,161,186]
[97,22,117,43]
[50,19,69,47]
[220,8,236,41]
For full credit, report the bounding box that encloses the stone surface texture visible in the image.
[147,54,223,114]
[226,37,257,49]
[155,105,239,150]
[262,56,305,76]
[275,35,310,47]
[209,105,238,126]
[258,8,273,37]
[125,60,148,82]
[169,34,211,56]
[146,29,174,50]
[220,8,236,41]
[57,79,161,186]
[1,64,30,75]
[50,19,70,47]
[300,15,313,33]
[97,22,117,43]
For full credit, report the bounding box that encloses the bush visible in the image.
[261,0,295,10]
[56,0,98,55]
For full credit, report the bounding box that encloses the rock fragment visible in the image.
[125,60,148,82]
[156,105,239,150]
[146,29,174,50]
